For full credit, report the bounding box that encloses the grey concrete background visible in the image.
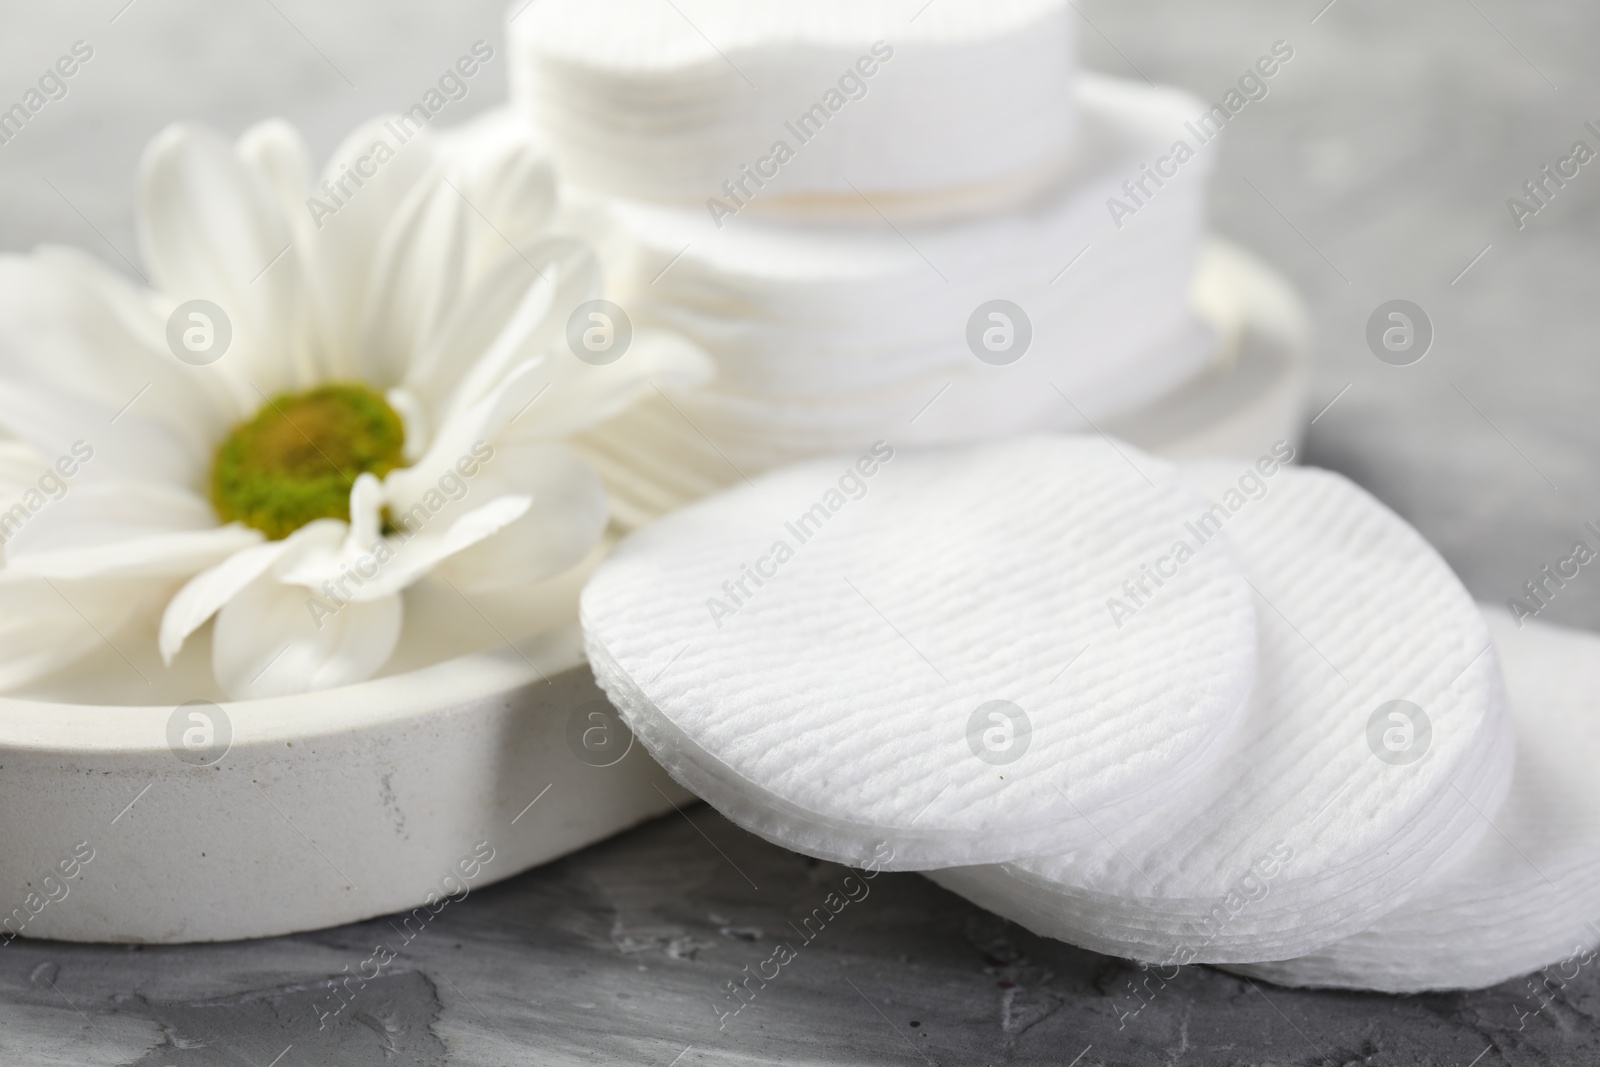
[1,0,1597,1063]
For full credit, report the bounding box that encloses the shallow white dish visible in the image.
[0,618,691,944]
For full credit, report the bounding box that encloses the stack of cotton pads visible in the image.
[512,1,1224,515]
[590,77,1212,474]
[576,434,1600,992]
[511,0,1078,215]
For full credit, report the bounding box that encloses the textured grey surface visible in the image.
[5,815,1599,1066]
[2,0,1598,1063]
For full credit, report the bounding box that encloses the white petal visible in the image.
[440,116,559,281]
[0,440,47,497]
[382,361,543,510]
[0,572,162,692]
[4,480,219,558]
[2,479,257,585]
[303,116,437,378]
[294,493,533,600]
[391,321,712,510]
[236,120,321,387]
[7,526,262,582]
[431,442,608,591]
[346,471,384,551]
[258,518,373,596]
[236,120,312,230]
[402,236,596,421]
[386,386,429,462]
[137,123,303,400]
[503,328,715,441]
[0,378,200,490]
[0,249,228,459]
[362,143,567,402]
[212,567,401,699]
[158,519,342,662]
[357,169,476,390]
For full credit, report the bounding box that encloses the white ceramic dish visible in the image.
[0,615,691,944]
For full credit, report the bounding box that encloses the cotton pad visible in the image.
[595,75,1213,472]
[580,436,1256,870]
[929,464,1515,963]
[1230,608,1600,992]
[510,0,1076,215]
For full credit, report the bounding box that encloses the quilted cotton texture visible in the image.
[929,463,1515,962]
[510,0,1077,210]
[1231,608,1600,992]
[581,436,1256,869]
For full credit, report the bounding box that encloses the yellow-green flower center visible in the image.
[211,383,405,540]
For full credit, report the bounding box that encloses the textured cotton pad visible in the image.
[511,0,1076,213]
[1231,608,1600,992]
[581,436,1256,869]
[930,464,1515,962]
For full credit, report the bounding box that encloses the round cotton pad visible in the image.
[580,436,1256,870]
[1231,607,1600,992]
[929,463,1515,962]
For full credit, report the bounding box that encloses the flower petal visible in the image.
[346,471,384,551]
[284,493,533,601]
[0,377,200,490]
[0,571,163,692]
[436,113,559,281]
[356,169,477,391]
[429,442,608,591]
[158,518,344,663]
[394,318,712,503]
[382,361,540,509]
[0,248,228,464]
[402,236,596,426]
[302,116,438,379]
[212,564,401,699]
[0,440,47,497]
[360,131,570,399]
[7,527,262,583]
[236,120,313,230]
[4,480,215,554]
[138,123,303,401]
[2,480,258,583]
[235,120,321,387]
[502,327,715,441]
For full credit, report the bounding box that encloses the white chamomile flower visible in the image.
[0,114,709,699]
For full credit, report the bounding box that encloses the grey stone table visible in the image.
[4,812,1596,1067]
[3,0,1599,1063]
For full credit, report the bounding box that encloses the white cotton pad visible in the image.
[510,0,1076,215]
[929,464,1515,963]
[595,75,1213,472]
[1230,608,1600,992]
[579,436,1256,870]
